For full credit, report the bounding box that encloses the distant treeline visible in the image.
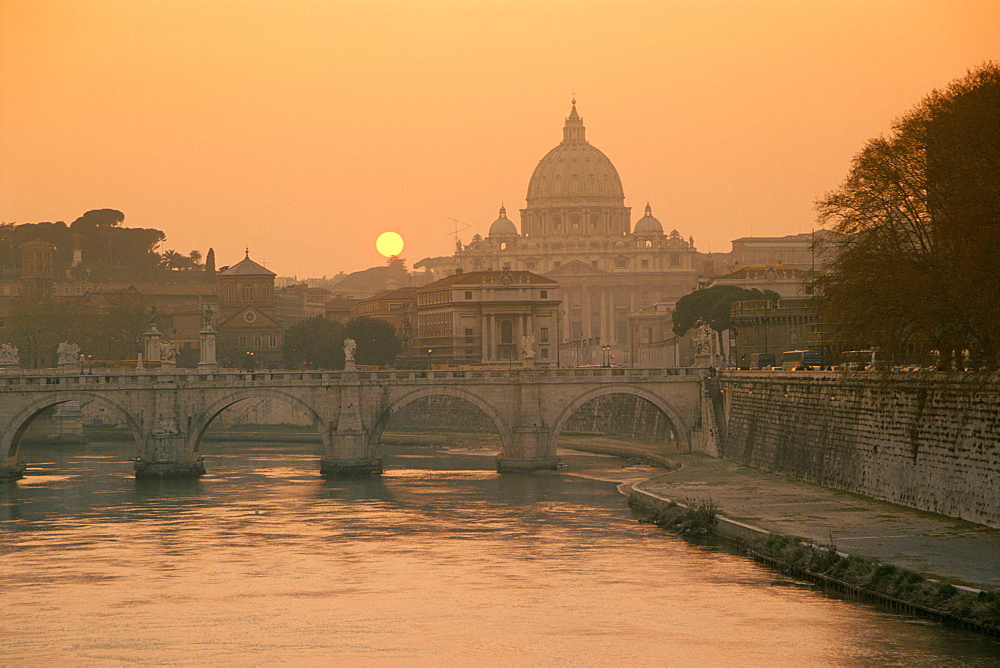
[0,209,208,282]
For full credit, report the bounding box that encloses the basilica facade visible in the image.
[417,102,700,365]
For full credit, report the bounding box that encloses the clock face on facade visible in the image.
[243,310,257,324]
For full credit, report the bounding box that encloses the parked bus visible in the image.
[840,349,878,370]
[781,350,823,370]
[749,352,776,369]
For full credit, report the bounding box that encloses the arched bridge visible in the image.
[0,366,709,480]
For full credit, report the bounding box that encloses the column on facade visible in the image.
[600,289,609,345]
[490,314,499,362]
[481,314,489,363]
[516,314,524,360]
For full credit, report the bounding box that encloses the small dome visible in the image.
[633,203,663,234]
[614,240,626,248]
[488,205,518,236]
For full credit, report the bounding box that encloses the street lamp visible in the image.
[602,345,611,368]
[426,348,433,370]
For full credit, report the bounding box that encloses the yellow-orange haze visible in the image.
[1,0,998,277]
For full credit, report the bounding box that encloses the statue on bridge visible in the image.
[202,304,216,331]
[344,338,357,362]
[0,343,19,367]
[692,320,714,368]
[57,342,81,367]
[160,341,177,365]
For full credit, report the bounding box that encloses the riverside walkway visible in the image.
[626,453,1000,591]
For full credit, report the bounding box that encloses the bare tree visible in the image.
[817,63,1000,368]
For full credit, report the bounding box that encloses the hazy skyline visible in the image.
[2,0,998,278]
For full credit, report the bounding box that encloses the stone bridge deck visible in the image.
[0,367,707,480]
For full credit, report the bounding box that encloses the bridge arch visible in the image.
[551,383,691,452]
[370,386,515,457]
[2,391,143,462]
[189,388,329,457]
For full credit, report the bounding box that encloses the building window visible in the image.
[465,291,473,300]
[269,335,277,348]
[239,335,247,347]
[242,284,253,300]
[670,253,680,267]
[254,335,262,349]
[541,348,549,359]
[526,261,537,270]
[641,259,649,269]
[226,287,233,301]
[501,320,513,344]
[554,261,561,268]
[615,258,627,268]
[540,290,547,299]
[540,327,549,343]
[465,328,473,344]
[591,260,598,267]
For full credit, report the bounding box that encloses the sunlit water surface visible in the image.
[2,439,998,665]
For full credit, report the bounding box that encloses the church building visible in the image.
[417,102,700,365]
[216,251,284,368]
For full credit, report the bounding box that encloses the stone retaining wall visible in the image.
[720,372,1000,528]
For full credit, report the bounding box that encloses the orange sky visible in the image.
[2,0,998,278]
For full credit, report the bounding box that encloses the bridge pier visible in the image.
[320,430,382,476]
[321,377,383,477]
[134,433,206,479]
[0,462,26,482]
[496,426,559,473]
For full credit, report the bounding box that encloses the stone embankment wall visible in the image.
[720,372,1000,528]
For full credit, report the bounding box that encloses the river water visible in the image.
[2,438,998,665]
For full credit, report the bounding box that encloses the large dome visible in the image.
[525,102,625,204]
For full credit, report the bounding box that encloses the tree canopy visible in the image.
[343,317,402,366]
[673,285,780,337]
[281,316,402,369]
[816,63,1000,368]
[282,317,346,369]
[0,209,217,283]
[4,290,148,367]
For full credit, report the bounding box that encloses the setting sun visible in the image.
[376,231,404,257]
